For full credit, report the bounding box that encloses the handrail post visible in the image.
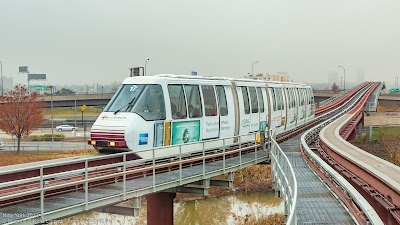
[123,153,126,200]
[179,145,182,185]
[152,148,156,191]
[202,142,205,179]
[85,159,88,210]
[40,167,44,222]
[223,139,226,174]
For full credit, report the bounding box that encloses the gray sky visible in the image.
[0,0,399,86]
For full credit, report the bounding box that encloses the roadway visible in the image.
[0,129,90,151]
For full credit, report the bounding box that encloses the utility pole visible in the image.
[81,105,87,150]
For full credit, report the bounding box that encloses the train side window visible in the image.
[202,85,218,116]
[185,85,202,118]
[249,87,258,113]
[256,87,264,113]
[241,87,250,114]
[287,89,291,109]
[216,86,228,116]
[168,85,187,119]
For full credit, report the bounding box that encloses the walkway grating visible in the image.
[279,134,355,225]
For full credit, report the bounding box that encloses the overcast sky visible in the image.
[0,0,399,86]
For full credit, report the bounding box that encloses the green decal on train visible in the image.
[259,121,267,131]
[171,120,200,145]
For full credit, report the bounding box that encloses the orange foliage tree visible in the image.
[0,85,45,153]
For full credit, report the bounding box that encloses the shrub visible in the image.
[28,134,65,142]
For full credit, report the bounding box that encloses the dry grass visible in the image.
[175,164,272,202]
[0,149,96,166]
[43,106,102,117]
[240,213,285,225]
[377,104,400,112]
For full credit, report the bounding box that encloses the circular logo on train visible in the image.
[183,128,190,143]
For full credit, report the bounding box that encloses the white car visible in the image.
[0,139,4,149]
[56,125,78,131]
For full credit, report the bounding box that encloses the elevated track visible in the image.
[0,81,392,225]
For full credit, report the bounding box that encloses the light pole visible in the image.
[50,85,54,143]
[0,60,3,96]
[338,66,345,91]
[101,86,104,110]
[145,58,150,76]
[251,61,259,76]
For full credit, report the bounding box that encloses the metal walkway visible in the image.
[279,134,354,225]
[365,82,383,112]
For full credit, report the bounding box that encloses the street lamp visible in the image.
[0,60,3,96]
[101,86,104,110]
[338,66,346,91]
[251,61,259,76]
[145,58,150,76]
[50,85,54,143]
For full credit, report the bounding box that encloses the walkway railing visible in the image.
[270,130,297,225]
[0,133,269,224]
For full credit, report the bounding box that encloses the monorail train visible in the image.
[88,74,315,158]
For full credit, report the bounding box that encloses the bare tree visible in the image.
[331,82,340,93]
[0,85,45,153]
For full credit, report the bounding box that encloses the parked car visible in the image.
[56,125,78,131]
[0,139,4,149]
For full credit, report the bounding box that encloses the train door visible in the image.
[216,85,234,138]
[268,88,278,129]
[283,88,290,130]
[306,88,311,119]
[276,88,283,130]
[311,89,315,117]
[168,84,192,145]
[287,88,295,126]
[294,88,299,126]
[237,86,251,135]
[248,87,260,132]
[299,88,306,122]
[201,85,220,140]
[257,87,268,132]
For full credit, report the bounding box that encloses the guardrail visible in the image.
[0,132,269,224]
[318,82,366,108]
[270,130,297,225]
[300,82,383,224]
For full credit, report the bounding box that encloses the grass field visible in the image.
[43,106,102,118]
[0,149,95,166]
[363,126,400,141]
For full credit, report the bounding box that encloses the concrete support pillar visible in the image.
[147,192,176,225]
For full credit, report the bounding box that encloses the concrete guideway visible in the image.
[296,82,384,224]
[320,113,400,224]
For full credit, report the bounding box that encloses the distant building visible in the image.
[246,72,289,82]
[2,76,13,91]
[13,71,50,93]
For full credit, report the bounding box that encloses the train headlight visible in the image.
[91,140,96,145]
[109,141,116,146]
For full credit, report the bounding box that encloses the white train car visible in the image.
[89,74,314,158]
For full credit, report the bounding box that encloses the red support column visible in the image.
[147,192,176,225]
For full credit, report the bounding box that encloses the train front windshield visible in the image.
[104,84,166,121]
